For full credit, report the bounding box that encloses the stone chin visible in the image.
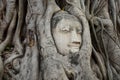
[69,47,80,53]
[58,47,80,56]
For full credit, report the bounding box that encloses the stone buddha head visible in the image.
[51,11,82,55]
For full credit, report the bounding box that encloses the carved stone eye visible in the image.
[61,26,70,33]
[62,29,70,33]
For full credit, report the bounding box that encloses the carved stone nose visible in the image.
[71,30,81,44]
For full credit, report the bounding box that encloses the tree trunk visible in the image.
[0,0,120,80]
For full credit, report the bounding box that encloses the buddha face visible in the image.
[52,18,82,55]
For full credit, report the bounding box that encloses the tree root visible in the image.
[0,56,3,80]
[92,46,107,80]
[0,10,17,80]
[5,0,16,23]
[111,66,120,80]
[90,19,105,59]
[80,0,85,12]
[0,11,17,54]
[6,67,17,80]
[0,0,16,44]
[4,0,36,77]
[13,0,24,56]
[108,0,117,32]
[97,18,113,80]
[94,0,106,16]
[90,0,98,15]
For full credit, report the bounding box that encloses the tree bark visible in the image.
[0,0,120,80]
